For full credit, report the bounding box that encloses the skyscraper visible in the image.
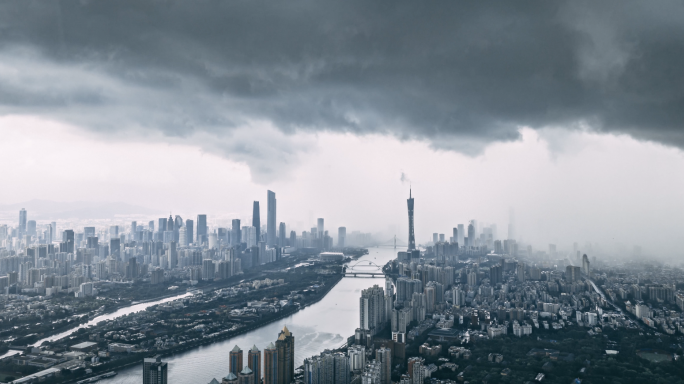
[582,254,591,275]
[26,220,36,238]
[407,189,415,251]
[279,222,286,247]
[185,219,194,246]
[143,356,168,384]
[230,345,244,376]
[457,224,464,246]
[267,191,277,247]
[197,214,207,245]
[18,208,27,238]
[63,230,75,254]
[248,345,261,384]
[338,227,346,248]
[232,219,242,246]
[109,238,120,259]
[317,218,324,240]
[276,325,294,384]
[264,342,278,384]
[253,201,261,243]
[467,221,475,247]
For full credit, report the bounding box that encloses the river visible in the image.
[99,247,397,384]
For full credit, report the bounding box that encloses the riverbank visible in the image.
[49,274,345,384]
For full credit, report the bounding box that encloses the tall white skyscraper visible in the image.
[18,208,27,238]
[267,190,277,247]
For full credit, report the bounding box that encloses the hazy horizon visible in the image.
[1,1,684,260]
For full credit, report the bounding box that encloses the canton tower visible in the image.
[407,189,415,251]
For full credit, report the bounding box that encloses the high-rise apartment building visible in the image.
[143,356,168,384]
[267,191,277,247]
[230,345,244,376]
[264,342,278,384]
[248,345,261,384]
[376,347,392,384]
[407,190,415,251]
[276,325,294,384]
[360,285,387,336]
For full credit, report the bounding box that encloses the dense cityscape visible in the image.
[0,190,680,384]
[2,2,684,384]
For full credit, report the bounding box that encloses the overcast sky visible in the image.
[1,1,684,259]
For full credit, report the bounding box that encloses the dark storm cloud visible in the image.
[1,0,683,179]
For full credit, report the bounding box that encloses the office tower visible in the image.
[169,241,177,269]
[179,226,187,246]
[174,215,183,239]
[407,189,415,251]
[452,228,458,243]
[279,222,286,247]
[166,215,174,232]
[109,238,120,258]
[252,201,261,243]
[232,219,242,245]
[130,221,137,236]
[264,342,278,384]
[337,227,346,248]
[63,230,75,254]
[432,233,438,244]
[248,345,261,384]
[143,356,168,384]
[582,254,591,275]
[84,226,95,240]
[359,285,386,336]
[109,225,119,239]
[126,257,138,279]
[457,224,464,246]
[317,218,324,240]
[230,345,244,376]
[18,208,27,238]
[467,221,475,246]
[377,348,391,384]
[197,215,207,245]
[185,219,194,245]
[86,237,98,250]
[289,231,297,249]
[276,325,295,384]
[267,191,277,247]
[23,220,35,238]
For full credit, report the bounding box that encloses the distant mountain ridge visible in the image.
[0,199,163,220]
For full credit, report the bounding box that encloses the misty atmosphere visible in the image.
[1,2,684,384]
